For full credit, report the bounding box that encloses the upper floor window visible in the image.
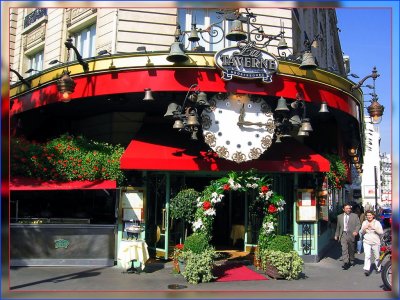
[70,23,96,60]
[29,50,44,75]
[178,9,233,52]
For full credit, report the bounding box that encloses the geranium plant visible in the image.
[11,134,126,184]
[325,154,348,189]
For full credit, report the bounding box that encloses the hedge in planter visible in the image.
[260,249,304,280]
[179,248,217,284]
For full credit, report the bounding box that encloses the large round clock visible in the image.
[201,93,275,163]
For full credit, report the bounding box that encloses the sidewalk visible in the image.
[3,242,396,299]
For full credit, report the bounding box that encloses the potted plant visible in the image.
[170,188,200,241]
[178,232,217,284]
[260,249,304,280]
[172,243,184,274]
[258,235,304,280]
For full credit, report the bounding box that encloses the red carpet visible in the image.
[214,263,268,282]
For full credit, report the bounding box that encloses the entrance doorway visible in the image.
[212,191,245,250]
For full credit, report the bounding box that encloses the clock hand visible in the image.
[237,120,270,127]
[237,104,269,127]
[238,104,245,123]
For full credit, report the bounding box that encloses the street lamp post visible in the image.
[374,166,378,214]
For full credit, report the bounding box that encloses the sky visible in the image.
[336,7,392,155]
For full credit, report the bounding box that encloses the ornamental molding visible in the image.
[66,8,97,28]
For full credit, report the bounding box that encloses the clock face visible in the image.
[201,93,275,163]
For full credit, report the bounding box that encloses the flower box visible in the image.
[265,263,284,279]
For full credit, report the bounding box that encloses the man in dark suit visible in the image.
[335,203,361,270]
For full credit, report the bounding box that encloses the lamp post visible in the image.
[351,67,384,124]
[374,165,378,214]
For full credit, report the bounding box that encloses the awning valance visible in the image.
[9,178,117,191]
[120,126,329,172]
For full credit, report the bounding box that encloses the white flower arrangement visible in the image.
[263,221,275,233]
[193,219,204,231]
[204,208,216,216]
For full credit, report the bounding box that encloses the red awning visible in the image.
[9,178,117,191]
[120,126,329,172]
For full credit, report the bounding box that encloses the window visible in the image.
[70,23,96,60]
[178,9,233,52]
[29,50,43,75]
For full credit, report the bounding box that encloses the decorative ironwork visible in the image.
[351,67,384,124]
[164,83,210,140]
[301,223,312,255]
[24,8,47,29]
[176,8,288,53]
[201,114,212,130]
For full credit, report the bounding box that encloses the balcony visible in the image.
[24,8,47,29]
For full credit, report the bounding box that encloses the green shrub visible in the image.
[267,235,294,253]
[183,232,210,254]
[180,248,217,284]
[260,249,304,280]
[170,188,200,223]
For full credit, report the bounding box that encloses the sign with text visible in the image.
[214,41,278,83]
[296,189,317,222]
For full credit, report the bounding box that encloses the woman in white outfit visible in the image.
[361,210,383,276]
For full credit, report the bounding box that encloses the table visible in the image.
[230,225,245,245]
[117,240,149,271]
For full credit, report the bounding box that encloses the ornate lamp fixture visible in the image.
[55,44,76,102]
[10,68,30,87]
[164,84,210,140]
[56,70,76,102]
[98,49,115,69]
[351,67,384,124]
[64,37,89,72]
[299,32,323,70]
[274,93,327,140]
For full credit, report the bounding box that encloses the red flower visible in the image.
[175,243,184,250]
[203,201,212,210]
[268,204,277,214]
[223,184,231,191]
[261,186,269,193]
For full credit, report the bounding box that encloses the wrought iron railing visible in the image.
[24,8,47,29]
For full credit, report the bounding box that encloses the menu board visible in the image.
[122,191,143,209]
[121,189,144,221]
[296,189,317,222]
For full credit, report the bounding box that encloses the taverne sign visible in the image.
[214,41,278,83]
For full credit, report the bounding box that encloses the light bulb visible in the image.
[62,91,71,102]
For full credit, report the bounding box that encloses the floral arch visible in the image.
[191,169,286,245]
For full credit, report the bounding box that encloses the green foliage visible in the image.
[170,188,200,223]
[180,248,217,284]
[267,235,294,253]
[260,249,304,280]
[325,154,348,189]
[11,134,126,184]
[257,213,278,254]
[183,232,210,254]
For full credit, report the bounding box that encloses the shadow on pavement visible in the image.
[9,267,106,290]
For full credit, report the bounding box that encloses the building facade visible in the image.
[9,6,365,266]
[380,152,392,207]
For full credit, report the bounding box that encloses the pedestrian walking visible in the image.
[361,210,383,276]
[334,203,361,270]
[354,205,365,254]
